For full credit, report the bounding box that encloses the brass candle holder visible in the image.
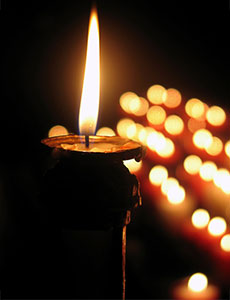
[41,134,145,299]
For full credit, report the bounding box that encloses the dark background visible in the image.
[0,0,229,299]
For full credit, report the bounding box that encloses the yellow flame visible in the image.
[79,8,100,135]
[184,155,202,175]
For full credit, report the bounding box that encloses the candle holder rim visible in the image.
[41,133,145,162]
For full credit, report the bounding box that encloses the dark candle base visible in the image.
[39,151,141,299]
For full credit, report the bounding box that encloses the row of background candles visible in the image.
[49,84,230,299]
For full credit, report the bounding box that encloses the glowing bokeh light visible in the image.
[134,97,149,116]
[191,209,210,229]
[187,118,206,133]
[119,92,140,114]
[48,125,69,137]
[96,127,116,136]
[221,234,230,252]
[188,273,208,293]
[147,105,166,126]
[164,88,182,108]
[167,185,185,205]
[205,136,223,156]
[123,159,142,173]
[161,177,179,196]
[184,155,202,175]
[208,217,227,237]
[193,129,213,149]
[156,137,175,158]
[224,141,230,158]
[206,106,226,126]
[199,161,217,182]
[117,118,136,139]
[185,98,205,119]
[164,115,184,135]
[213,168,230,188]
[147,84,167,105]
[149,165,168,186]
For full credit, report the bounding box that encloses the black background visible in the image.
[0,0,229,299]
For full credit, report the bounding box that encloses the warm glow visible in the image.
[225,141,230,158]
[147,106,166,126]
[149,165,168,186]
[146,131,159,150]
[188,273,208,292]
[199,161,217,182]
[208,217,227,237]
[123,159,142,173]
[206,106,226,126]
[219,172,230,195]
[161,177,179,196]
[48,125,68,137]
[213,168,230,188]
[193,129,213,149]
[167,185,185,205]
[134,97,149,116]
[221,234,230,252]
[79,8,100,135]
[117,118,136,139]
[185,98,205,119]
[164,88,182,108]
[156,137,175,158]
[187,118,206,133]
[164,115,184,135]
[191,209,210,229]
[184,155,202,175]
[205,136,223,156]
[147,84,167,104]
[96,127,116,136]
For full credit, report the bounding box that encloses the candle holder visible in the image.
[41,134,145,299]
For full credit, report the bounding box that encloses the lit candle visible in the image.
[42,7,144,159]
[172,273,219,300]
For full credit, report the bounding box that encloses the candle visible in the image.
[172,273,219,300]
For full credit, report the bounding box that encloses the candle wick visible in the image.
[85,135,89,148]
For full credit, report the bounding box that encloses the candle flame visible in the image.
[79,7,100,136]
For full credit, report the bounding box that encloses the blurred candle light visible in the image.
[206,106,226,126]
[119,92,139,114]
[220,234,230,252]
[48,125,69,137]
[96,127,116,136]
[205,136,223,156]
[224,140,230,158]
[188,273,208,292]
[193,129,213,150]
[147,105,166,126]
[164,88,182,108]
[164,115,184,135]
[213,168,230,188]
[161,177,179,196]
[172,272,219,300]
[185,98,205,119]
[183,155,202,175]
[134,97,149,116]
[191,209,210,229]
[187,118,206,133]
[156,137,175,158]
[199,161,217,182]
[149,165,168,186]
[208,217,227,237]
[147,84,167,104]
[167,185,185,205]
[117,118,136,139]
